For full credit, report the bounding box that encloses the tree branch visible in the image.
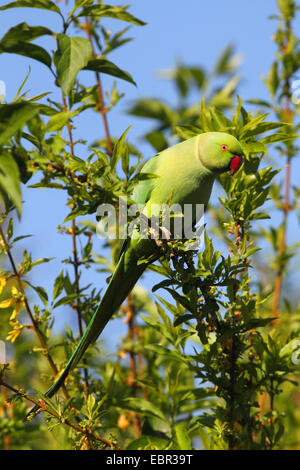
[0,378,122,450]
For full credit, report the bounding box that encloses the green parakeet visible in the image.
[29,131,243,415]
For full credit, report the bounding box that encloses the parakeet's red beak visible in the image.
[230,155,242,175]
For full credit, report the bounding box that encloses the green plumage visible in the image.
[28,131,243,415]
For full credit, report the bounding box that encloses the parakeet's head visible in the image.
[198,132,243,175]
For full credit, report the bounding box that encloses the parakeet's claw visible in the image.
[159,226,172,241]
[150,226,172,246]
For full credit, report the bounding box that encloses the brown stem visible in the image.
[272,156,291,317]
[71,218,83,337]
[228,338,236,450]
[228,221,241,450]
[0,223,69,401]
[126,295,142,439]
[1,372,11,450]
[84,17,113,156]
[271,28,293,317]
[0,379,122,450]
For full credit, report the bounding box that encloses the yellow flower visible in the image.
[9,301,24,321]
[0,297,14,308]
[0,276,6,295]
[6,322,23,343]
[0,285,25,321]
[11,285,19,296]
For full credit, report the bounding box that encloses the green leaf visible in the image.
[279,338,300,359]
[0,150,22,215]
[214,44,235,75]
[0,102,40,145]
[110,126,131,171]
[121,397,166,422]
[0,41,52,68]
[52,270,65,301]
[239,113,270,138]
[84,59,136,86]
[78,4,146,26]
[277,0,295,20]
[145,344,186,363]
[176,124,202,140]
[128,99,174,124]
[6,218,14,241]
[0,0,61,13]
[37,393,59,414]
[46,110,79,132]
[1,22,53,43]
[53,293,81,309]
[24,281,48,306]
[145,131,168,152]
[260,133,297,144]
[174,422,192,450]
[126,435,169,450]
[31,257,54,268]
[265,61,279,97]
[240,118,288,140]
[164,287,193,313]
[245,317,277,330]
[54,34,92,95]
[173,314,194,327]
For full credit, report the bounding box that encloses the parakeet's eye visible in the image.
[220,144,228,151]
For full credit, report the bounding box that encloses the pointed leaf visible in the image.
[0,1,61,13]
[174,422,192,450]
[0,102,40,145]
[110,126,131,171]
[78,4,146,26]
[0,40,52,68]
[0,150,21,215]
[121,397,166,421]
[1,22,53,43]
[54,34,92,95]
[84,58,136,85]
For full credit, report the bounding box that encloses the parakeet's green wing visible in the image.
[116,153,162,259]
[132,153,161,204]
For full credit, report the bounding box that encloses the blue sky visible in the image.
[1,1,299,351]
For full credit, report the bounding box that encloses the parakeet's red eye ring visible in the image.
[220,144,228,151]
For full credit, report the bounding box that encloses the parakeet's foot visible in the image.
[159,226,172,241]
[149,226,172,246]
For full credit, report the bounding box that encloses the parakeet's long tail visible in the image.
[27,246,148,417]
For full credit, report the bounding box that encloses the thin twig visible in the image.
[126,295,142,438]
[272,20,293,318]
[0,379,122,450]
[272,156,291,317]
[84,17,113,157]
[1,372,12,450]
[228,221,241,450]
